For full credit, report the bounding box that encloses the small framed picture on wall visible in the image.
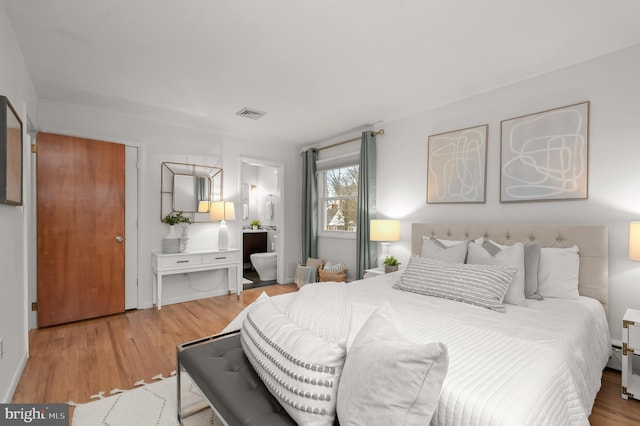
[426,124,488,204]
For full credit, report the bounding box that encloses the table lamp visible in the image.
[210,201,235,250]
[370,219,400,265]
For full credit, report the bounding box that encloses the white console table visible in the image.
[151,248,241,310]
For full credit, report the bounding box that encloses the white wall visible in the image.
[35,99,302,309]
[0,3,38,402]
[373,43,640,342]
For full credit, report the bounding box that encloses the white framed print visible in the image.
[500,102,589,203]
[427,124,487,204]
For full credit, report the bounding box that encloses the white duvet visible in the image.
[225,271,610,425]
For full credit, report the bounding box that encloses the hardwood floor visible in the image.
[11,283,640,424]
[12,284,298,405]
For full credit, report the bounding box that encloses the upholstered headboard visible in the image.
[411,223,609,313]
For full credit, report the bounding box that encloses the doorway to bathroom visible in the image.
[240,158,284,290]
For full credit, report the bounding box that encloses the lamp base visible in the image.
[218,221,229,250]
[377,242,390,268]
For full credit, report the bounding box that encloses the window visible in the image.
[318,165,359,233]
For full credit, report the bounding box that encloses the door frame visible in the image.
[29,131,143,328]
[238,157,285,284]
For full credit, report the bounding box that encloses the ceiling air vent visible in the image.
[236,107,267,120]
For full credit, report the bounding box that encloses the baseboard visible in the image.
[2,351,28,403]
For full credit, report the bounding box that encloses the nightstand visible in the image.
[622,308,640,400]
[363,267,385,279]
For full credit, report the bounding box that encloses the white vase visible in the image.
[162,225,181,253]
[180,224,191,252]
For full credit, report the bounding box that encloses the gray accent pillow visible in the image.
[429,237,448,249]
[524,241,543,300]
[481,240,542,300]
[394,256,516,312]
[421,238,468,264]
[337,302,448,425]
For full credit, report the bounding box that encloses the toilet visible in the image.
[250,233,277,281]
[250,252,277,281]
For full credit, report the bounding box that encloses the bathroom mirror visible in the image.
[161,162,223,223]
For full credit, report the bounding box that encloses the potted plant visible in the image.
[162,211,192,225]
[162,211,192,253]
[383,255,401,273]
[250,219,261,230]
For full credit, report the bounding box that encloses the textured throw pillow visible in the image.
[241,294,346,425]
[468,242,527,306]
[421,237,468,263]
[537,245,580,299]
[337,302,448,425]
[394,256,516,312]
[323,261,346,273]
[287,282,351,342]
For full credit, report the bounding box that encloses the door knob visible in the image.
[115,236,124,243]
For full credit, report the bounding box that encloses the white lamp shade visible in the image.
[197,201,210,212]
[210,201,235,221]
[370,219,400,241]
[210,201,224,221]
[224,202,236,221]
[629,222,640,261]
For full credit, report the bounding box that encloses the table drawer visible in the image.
[203,252,239,264]
[160,254,203,268]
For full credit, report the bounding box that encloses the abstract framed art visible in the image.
[427,124,487,204]
[500,101,589,203]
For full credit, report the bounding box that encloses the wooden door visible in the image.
[37,132,125,327]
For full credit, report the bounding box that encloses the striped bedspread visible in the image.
[345,272,610,426]
[225,271,610,425]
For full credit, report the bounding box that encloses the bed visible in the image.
[185,223,611,425]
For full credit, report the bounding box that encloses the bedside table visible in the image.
[363,267,385,279]
[622,308,640,399]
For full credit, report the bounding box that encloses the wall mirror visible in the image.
[161,162,223,223]
[0,96,23,206]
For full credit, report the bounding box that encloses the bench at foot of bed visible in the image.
[176,330,295,426]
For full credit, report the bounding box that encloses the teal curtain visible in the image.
[356,131,377,279]
[301,148,318,262]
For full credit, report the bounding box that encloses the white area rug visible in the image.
[72,374,222,425]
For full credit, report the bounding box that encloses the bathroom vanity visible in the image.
[242,230,267,269]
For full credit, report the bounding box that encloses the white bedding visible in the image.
[225,271,610,425]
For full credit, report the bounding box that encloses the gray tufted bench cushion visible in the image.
[177,330,296,426]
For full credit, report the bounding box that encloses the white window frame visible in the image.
[317,164,359,239]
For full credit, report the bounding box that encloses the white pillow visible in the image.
[467,242,527,306]
[421,237,468,263]
[537,245,580,299]
[337,302,448,425]
[287,282,351,342]
[241,294,346,425]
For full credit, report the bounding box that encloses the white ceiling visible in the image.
[4,0,640,146]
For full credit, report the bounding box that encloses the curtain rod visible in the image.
[316,129,385,152]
